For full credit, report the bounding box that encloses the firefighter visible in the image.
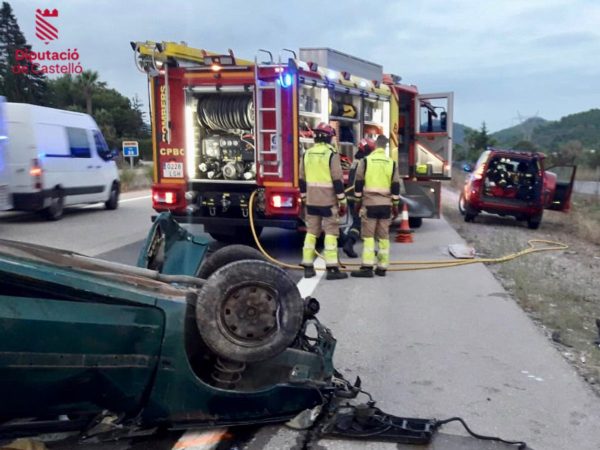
[342,138,376,258]
[299,122,348,280]
[351,135,401,277]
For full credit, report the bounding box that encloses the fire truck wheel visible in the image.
[408,217,423,228]
[196,260,304,363]
[209,226,262,245]
[196,244,267,279]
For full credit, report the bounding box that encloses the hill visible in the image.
[492,117,549,147]
[453,122,474,146]
[491,110,600,153]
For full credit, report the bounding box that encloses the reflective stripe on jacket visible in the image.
[299,143,345,207]
[354,147,402,206]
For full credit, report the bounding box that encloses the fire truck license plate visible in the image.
[163,162,183,178]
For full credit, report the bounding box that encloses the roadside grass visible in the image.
[570,194,600,244]
[118,164,154,192]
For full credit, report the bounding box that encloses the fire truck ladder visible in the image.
[255,52,283,178]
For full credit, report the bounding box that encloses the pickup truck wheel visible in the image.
[196,260,304,363]
[527,213,543,229]
[105,182,119,210]
[44,189,64,221]
[197,244,267,279]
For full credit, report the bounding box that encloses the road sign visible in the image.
[122,140,139,157]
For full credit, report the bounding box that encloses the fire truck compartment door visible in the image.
[414,92,453,179]
[402,180,441,219]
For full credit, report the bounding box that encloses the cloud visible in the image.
[8,0,600,132]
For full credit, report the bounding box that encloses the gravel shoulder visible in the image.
[441,185,600,396]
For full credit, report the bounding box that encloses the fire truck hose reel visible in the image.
[196,95,254,131]
[247,191,569,272]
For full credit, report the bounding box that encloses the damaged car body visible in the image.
[0,213,335,438]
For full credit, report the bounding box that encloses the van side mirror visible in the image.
[463,163,473,172]
[110,149,119,160]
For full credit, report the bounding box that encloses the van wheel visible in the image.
[196,260,304,363]
[197,245,267,279]
[44,190,64,221]
[105,182,120,210]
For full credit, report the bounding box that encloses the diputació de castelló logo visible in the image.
[35,8,58,45]
[11,7,83,75]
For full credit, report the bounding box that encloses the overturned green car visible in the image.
[0,213,336,438]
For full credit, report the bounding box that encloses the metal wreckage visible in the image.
[0,214,527,449]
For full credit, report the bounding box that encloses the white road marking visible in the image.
[296,257,326,298]
[81,194,151,209]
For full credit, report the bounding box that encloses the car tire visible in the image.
[196,260,304,363]
[196,244,267,279]
[464,211,477,223]
[527,213,542,229]
[209,226,262,246]
[408,217,423,228]
[458,192,466,215]
[105,182,119,210]
[44,189,64,221]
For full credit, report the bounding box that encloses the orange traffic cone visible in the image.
[395,203,414,243]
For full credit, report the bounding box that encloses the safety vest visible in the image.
[304,143,335,185]
[364,148,394,192]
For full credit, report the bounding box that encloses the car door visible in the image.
[544,165,577,211]
[414,92,454,179]
[0,279,164,420]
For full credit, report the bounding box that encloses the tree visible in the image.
[0,1,48,104]
[75,70,105,114]
[465,122,496,161]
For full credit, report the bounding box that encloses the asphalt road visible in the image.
[2,190,599,450]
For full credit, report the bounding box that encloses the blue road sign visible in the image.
[122,141,139,157]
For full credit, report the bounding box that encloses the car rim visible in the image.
[220,283,278,343]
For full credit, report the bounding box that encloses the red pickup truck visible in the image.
[459,149,576,229]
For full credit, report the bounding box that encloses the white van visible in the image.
[0,97,11,211]
[4,103,120,220]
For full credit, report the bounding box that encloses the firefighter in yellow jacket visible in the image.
[299,122,348,280]
[351,135,401,277]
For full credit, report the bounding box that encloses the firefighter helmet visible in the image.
[358,138,375,153]
[314,122,336,137]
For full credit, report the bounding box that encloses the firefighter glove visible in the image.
[392,204,400,219]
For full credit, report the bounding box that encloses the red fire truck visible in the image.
[132,42,454,243]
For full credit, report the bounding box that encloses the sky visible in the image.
[10,0,600,131]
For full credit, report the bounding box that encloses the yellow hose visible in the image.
[248,191,568,272]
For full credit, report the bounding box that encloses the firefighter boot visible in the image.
[303,266,316,279]
[375,267,387,277]
[342,231,359,258]
[351,266,374,278]
[326,267,348,280]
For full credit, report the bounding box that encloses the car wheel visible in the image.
[196,260,304,363]
[105,182,119,210]
[196,244,267,279]
[408,217,423,228]
[44,189,64,221]
[209,226,262,245]
[458,192,466,215]
[464,211,477,222]
[527,213,542,229]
